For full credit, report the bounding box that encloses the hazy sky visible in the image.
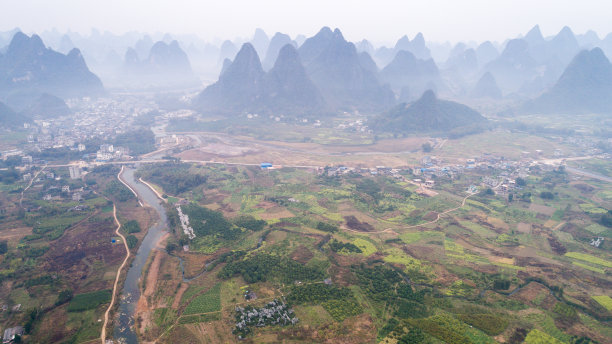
[2,0,611,44]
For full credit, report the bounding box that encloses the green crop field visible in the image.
[183,283,222,315]
[67,290,111,312]
[573,261,606,274]
[523,329,564,344]
[592,295,612,311]
[353,238,378,256]
[565,252,612,268]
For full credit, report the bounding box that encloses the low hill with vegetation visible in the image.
[372,90,487,136]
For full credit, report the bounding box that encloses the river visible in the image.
[113,167,168,343]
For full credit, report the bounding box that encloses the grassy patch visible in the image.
[399,231,442,244]
[457,313,508,336]
[183,283,221,315]
[353,238,377,256]
[584,223,608,235]
[572,261,605,274]
[565,252,612,268]
[579,203,608,214]
[383,248,422,270]
[321,298,363,321]
[67,290,111,312]
[592,295,612,311]
[523,329,564,344]
[178,312,221,324]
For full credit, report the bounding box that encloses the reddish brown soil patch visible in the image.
[291,245,314,264]
[529,203,556,216]
[172,283,189,309]
[403,245,445,263]
[328,265,356,286]
[344,215,374,232]
[423,211,439,221]
[272,221,300,228]
[44,216,124,288]
[572,182,595,193]
[511,282,556,310]
[507,328,528,344]
[334,252,366,267]
[516,222,532,234]
[256,200,278,210]
[177,252,217,279]
[547,236,567,255]
[144,251,162,298]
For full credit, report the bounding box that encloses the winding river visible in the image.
[113,167,168,343]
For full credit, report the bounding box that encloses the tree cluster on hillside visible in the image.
[182,203,240,240]
[112,128,156,155]
[219,253,324,283]
[138,163,207,195]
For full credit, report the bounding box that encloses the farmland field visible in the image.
[183,283,222,315]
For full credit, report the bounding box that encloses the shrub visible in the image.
[67,290,111,312]
[321,298,362,321]
[316,222,338,232]
[458,313,508,335]
[328,239,362,253]
[233,215,266,231]
[56,290,73,305]
[219,253,324,284]
[122,220,141,234]
[126,235,138,249]
[540,191,554,200]
[105,180,134,202]
[286,284,351,305]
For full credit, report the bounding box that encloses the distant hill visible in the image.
[0,32,103,108]
[196,43,265,114]
[0,101,28,127]
[372,90,486,134]
[298,27,395,112]
[380,50,440,100]
[260,44,326,115]
[251,28,270,60]
[522,48,612,114]
[484,26,581,96]
[201,27,393,115]
[475,41,499,66]
[375,33,431,67]
[484,38,538,94]
[263,32,295,71]
[471,72,502,99]
[122,40,199,88]
[21,93,71,119]
[195,43,325,116]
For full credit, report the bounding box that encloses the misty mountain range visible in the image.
[2,25,612,130]
[0,32,99,124]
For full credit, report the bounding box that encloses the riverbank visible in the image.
[112,167,170,344]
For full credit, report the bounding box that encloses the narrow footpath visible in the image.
[100,176,131,343]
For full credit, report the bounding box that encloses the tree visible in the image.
[166,241,178,253]
[540,191,554,200]
[422,143,433,153]
[508,193,514,202]
[515,177,526,186]
[601,210,612,228]
[126,235,138,249]
[398,327,425,344]
[0,240,7,254]
[56,290,73,305]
